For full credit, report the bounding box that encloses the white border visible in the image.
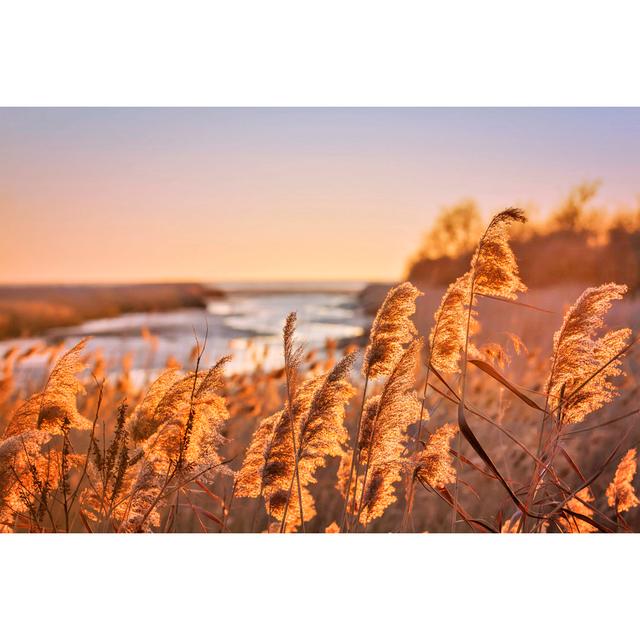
[0,534,637,639]
[1,1,640,106]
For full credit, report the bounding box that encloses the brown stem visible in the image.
[340,371,369,532]
[402,345,436,531]
[221,480,236,533]
[453,276,476,532]
[279,356,305,533]
[68,380,104,513]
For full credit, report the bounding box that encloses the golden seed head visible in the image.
[606,448,639,513]
[363,282,422,378]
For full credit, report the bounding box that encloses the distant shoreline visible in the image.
[0,281,389,341]
[0,282,218,340]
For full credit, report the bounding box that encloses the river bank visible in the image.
[0,282,222,339]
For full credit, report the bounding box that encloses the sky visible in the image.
[1,107,639,284]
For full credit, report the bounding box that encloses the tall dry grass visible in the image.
[1,208,639,532]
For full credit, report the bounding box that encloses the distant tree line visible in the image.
[405,183,640,292]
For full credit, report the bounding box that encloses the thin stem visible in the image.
[355,387,383,529]
[452,277,476,532]
[402,343,436,531]
[339,372,369,532]
[221,480,236,533]
[68,380,104,512]
[279,352,305,533]
[414,360,432,451]
[401,471,418,532]
[250,492,262,532]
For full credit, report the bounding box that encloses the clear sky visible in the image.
[1,108,639,284]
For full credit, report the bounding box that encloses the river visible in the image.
[0,282,370,385]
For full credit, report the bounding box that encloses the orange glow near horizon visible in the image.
[1,108,640,284]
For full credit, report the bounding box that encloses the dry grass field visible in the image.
[1,207,638,533]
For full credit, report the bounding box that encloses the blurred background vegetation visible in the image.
[406,182,640,291]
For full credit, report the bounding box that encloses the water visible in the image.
[1,282,370,385]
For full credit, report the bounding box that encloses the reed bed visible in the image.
[1,208,639,533]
